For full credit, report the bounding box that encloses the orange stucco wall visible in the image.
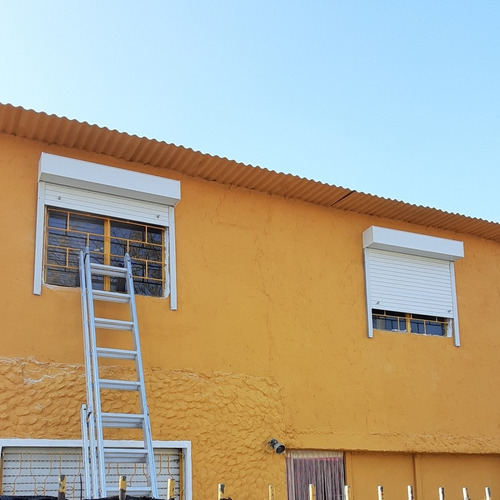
[1,133,500,498]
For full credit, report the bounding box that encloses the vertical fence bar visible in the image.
[57,475,66,500]
[218,483,225,500]
[119,475,127,500]
[378,485,384,500]
[407,485,414,500]
[344,484,351,500]
[308,484,316,500]
[439,487,445,500]
[167,478,175,500]
[485,487,492,500]
[462,487,470,500]
[268,484,275,500]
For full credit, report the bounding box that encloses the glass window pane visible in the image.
[48,210,68,229]
[110,277,127,293]
[46,268,79,287]
[134,281,162,297]
[426,322,445,336]
[111,221,145,241]
[68,250,80,268]
[132,262,146,277]
[69,214,104,235]
[147,228,163,244]
[410,320,425,334]
[46,247,68,266]
[148,263,163,280]
[111,238,127,257]
[129,242,148,260]
[89,236,104,253]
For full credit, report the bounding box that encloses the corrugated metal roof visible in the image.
[1,102,499,242]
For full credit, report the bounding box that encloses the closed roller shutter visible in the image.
[365,248,455,318]
[1,447,183,500]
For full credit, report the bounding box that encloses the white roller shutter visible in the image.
[1,446,183,500]
[365,248,455,318]
[44,183,171,227]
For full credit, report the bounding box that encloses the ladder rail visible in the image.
[80,404,91,500]
[83,248,107,496]
[125,253,158,498]
[79,250,98,498]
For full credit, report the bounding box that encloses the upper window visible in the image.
[45,208,165,296]
[363,226,464,346]
[34,153,181,308]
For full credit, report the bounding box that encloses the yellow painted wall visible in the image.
[348,452,500,499]
[1,133,500,498]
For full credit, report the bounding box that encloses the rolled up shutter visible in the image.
[365,248,455,318]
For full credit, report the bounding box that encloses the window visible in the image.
[0,439,192,500]
[363,226,464,346]
[286,450,345,500]
[34,153,181,307]
[372,309,448,336]
[45,208,165,296]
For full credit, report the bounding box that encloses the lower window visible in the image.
[372,309,448,336]
[286,450,345,500]
[1,445,184,500]
[44,207,165,297]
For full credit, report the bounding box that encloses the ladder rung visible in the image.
[97,347,137,360]
[94,318,134,330]
[106,485,154,496]
[89,262,128,277]
[101,412,144,428]
[99,379,141,391]
[104,447,148,463]
[92,289,130,303]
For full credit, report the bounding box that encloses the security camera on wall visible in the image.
[267,438,286,454]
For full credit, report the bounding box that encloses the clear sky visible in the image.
[1,1,499,222]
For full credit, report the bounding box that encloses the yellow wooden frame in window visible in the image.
[44,207,165,297]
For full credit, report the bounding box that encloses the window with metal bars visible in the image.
[372,309,448,336]
[0,445,184,500]
[44,207,165,297]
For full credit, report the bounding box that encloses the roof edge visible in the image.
[1,102,499,242]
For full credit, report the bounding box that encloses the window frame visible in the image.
[44,207,166,296]
[34,153,180,309]
[0,438,192,500]
[286,450,345,500]
[363,226,464,346]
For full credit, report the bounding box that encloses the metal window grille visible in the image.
[372,309,448,336]
[1,447,183,500]
[44,208,165,297]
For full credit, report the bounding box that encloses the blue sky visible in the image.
[1,1,499,222]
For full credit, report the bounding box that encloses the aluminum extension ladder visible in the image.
[79,246,158,499]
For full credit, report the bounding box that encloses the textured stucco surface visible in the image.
[0,357,287,499]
